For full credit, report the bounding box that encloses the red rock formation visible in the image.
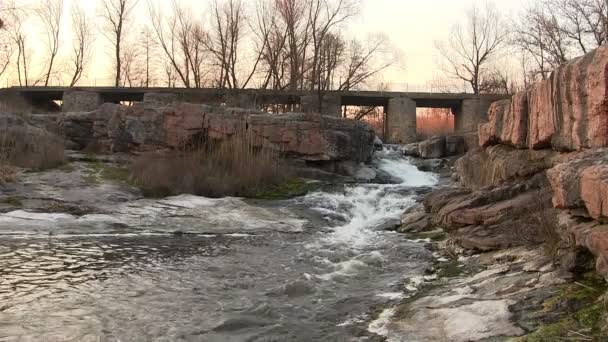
[581,164,608,219]
[481,44,608,151]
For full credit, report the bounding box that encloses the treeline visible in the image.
[435,0,608,94]
[0,0,395,90]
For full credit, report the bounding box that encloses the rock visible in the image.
[373,136,383,151]
[557,212,608,280]
[479,93,529,149]
[401,143,420,157]
[500,92,529,148]
[580,165,608,219]
[423,174,552,251]
[411,158,446,172]
[479,99,509,147]
[418,136,446,159]
[63,101,376,163]
[455,145,556,189]
[354,166,377,182]
[547,149,608,218]
[482,44,608,151]
[400,205,433,233]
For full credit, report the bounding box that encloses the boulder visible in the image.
[418,136,446,159]
[62,101,376,163]
[401,143,420,157]
[373,136,383,151]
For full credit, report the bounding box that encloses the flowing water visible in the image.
[0,149,438,342]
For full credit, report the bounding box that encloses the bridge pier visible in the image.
[454,98,495,133]
[300,94,342,117]
[386,97,417,144]
[62,91,103,112]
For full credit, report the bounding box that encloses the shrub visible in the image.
[417,108,454,140]
[130,126,290,198]
[0,126,65,183]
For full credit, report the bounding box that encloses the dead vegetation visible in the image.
[130,126,289,198]
[0,125,65,184]
[417,108,454,140]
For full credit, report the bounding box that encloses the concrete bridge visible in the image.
[0,87,509,144]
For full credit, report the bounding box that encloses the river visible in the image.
[0,148,439,342]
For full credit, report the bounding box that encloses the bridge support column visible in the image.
[386,96,417,144]
[62,91,103,112]
[454,97,495,133]
[226,94,257,109]
[300,94,342,117]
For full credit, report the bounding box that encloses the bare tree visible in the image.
[7,8,29,86]
[307,0,356,91]
[69,3,92,86]
[138,26,157,87]
[148,0,206,88]
[100,0,138,87]
[435,3,507,94]
[36,0,63,86]
[339,34,393,91]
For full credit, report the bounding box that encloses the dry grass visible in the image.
[417,108,454,139]
[130,126,289,198]
[0,126,65,184]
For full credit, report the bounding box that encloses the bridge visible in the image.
[0,87,510,144]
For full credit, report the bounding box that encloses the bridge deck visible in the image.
[2,86,491,108]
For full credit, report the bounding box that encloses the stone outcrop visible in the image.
[62,102,376,163]
[455,145,556,189]
[480,44,608,151]
[422,174,552,251]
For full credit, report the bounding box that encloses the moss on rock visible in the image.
[252,178,320,200]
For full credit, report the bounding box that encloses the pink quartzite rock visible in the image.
[547,149,608,219]
[493,45,608,151]
[527,77,556,149]
[581,164,608,219]
[479,92,529,148]
[500,92,528,148]
[479,99,509,147]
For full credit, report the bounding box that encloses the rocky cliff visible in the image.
[407,45,608,286]
[61,101,376,163]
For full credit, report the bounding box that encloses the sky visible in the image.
[10,0,540,89]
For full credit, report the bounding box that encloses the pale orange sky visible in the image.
[9,0,538,88]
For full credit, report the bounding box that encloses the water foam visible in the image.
[304,152,438,248]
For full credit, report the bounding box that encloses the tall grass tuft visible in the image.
[130,125,289,198]
[0,126,65,183]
